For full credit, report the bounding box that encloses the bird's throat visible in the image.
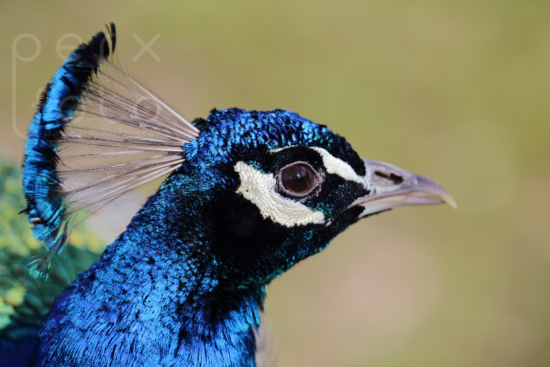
[33,189,263,367]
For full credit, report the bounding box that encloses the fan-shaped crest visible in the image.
[22,23,200,279]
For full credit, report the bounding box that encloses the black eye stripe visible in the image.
[267,146,365,177]
[264,146,325,173]
[241,146,364,202]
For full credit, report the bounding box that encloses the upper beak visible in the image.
[351,159,457,217]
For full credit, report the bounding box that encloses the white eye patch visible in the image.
[310,147,368,189]
[234,147,368,227]
[234,161,325,227]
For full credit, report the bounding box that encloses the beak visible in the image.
[352,159,457,217]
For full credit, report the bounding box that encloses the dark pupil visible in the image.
[282,164,314,194]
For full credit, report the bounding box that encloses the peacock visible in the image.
[1,24,455,367]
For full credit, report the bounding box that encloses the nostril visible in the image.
[374,171,404,185]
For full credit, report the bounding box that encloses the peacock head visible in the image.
[23,24,454,287]
[154,108,456,290]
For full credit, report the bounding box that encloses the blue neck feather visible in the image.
[33,165,263,367]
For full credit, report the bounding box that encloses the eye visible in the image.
[281,163,316,194]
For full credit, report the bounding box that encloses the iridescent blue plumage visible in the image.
[9,24,454,367]
[31,108,365,367]
[22,25,116,278]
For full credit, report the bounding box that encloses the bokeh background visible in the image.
[1,1,549,366]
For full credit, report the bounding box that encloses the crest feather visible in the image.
[22,23,200,279]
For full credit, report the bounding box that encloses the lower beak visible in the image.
[352,159,457,218]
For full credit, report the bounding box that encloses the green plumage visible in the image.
[0,160,103,335]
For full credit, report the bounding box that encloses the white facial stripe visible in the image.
[234,161,325,227]
[310,147,368,188]
[359,198,398,218]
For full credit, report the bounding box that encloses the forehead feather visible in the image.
[186,108,364,175]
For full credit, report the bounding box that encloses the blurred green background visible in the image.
[1,0,549,366]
